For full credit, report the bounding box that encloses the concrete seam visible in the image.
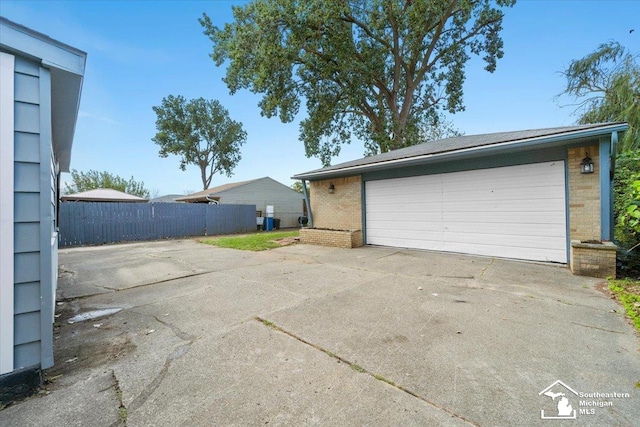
[254,316,480,427]
[108,369,127,427]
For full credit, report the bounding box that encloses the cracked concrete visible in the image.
[1,239,639,426]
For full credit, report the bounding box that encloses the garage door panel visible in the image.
[441,162,562,185]
[366,221,444,233]
[368,230,443,242]
[367,202,442,214]
[372,236,445,251]
[443,222,566,237]
[443,230,565,248]
[441,241,565,263]
[443,212,564,224]
[442,188,566,203]
[443,199,564,212]
[365,161,567,263]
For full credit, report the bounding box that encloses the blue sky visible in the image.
[2,0,638,196]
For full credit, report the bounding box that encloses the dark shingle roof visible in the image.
[293,122,627,180]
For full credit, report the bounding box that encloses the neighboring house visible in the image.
[61,188,148,203]
[149,194,184,203]
[293,123,627,279]
[176,177,304,228]
[0,17,86,400]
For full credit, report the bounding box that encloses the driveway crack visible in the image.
[122,312,197,415]
[254,316,479,427]
[127,343,193,414]
[108,369,127,427]
[152,314,198,342]
[478,258,494,278]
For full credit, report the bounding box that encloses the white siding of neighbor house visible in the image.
[10,55,57,370]
[0,52,15,375]
[219,178,304,228]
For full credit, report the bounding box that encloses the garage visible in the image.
[294,123,625,277]
[365,161,567,263]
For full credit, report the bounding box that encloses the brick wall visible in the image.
[570,241,617,278]
[300,228,363,248]
[567,145,600,241]
[310,176,362,230]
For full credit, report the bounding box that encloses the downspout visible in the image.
[600,131,618,241]
[609,131,618,240]
[300,179,313,228]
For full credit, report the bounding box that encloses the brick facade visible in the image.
[570,241,617,278]
[302,176,364,248]
[567,145,600,241]
[299,228,363,248]
[567,145,616,277]
[309,176,363,230]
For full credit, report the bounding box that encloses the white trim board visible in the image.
[0,51,15,375]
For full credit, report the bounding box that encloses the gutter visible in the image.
[300,179,312,227]
[292,123,629,181]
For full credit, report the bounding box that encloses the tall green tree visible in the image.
[201,0,515,166]
[290,180,309,193]
[559,41,640,151]
[152,96,247,190]
[65,170,150,198]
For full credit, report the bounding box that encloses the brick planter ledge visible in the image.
[299,228,363,248]
[570,240,617,279]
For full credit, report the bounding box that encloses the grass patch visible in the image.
[260,318,276,329]
[374,374,397,387]
[608,278,640,332]
[350,363,366,373]
[201,230,299,251]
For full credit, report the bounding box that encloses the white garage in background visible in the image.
[365,161,567,263]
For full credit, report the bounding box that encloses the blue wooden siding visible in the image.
[12,56,45,370]
[58,203,256,247]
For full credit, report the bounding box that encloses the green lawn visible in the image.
[200,230,299,251]
[608,278,640,333]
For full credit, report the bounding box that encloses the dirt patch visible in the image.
[47,303,136,385]
[595,280,612,297]
[274,237,300,247]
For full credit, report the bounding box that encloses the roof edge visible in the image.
[292,123,628,180]
[0,16,86,75]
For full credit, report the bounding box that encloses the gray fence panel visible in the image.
[204,204,256,236]
[59,202,255,247]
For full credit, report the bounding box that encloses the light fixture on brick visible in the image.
[580,153,594,174]
[328,183,335,194]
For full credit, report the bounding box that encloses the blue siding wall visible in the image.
[12,56,45,370]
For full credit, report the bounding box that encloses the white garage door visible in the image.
[365,161,567,263]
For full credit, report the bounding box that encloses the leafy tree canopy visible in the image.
[290,180,309,193]
[65,170,150,199]
[560,41,640,151]
[152,95,247,190]
[201,0,515,165]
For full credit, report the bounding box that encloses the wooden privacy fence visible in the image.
[58,202,256,247]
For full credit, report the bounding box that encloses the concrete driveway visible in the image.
[1,239,639,426]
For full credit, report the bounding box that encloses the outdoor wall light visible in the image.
[580,153,594,174]
[328,183,335,194]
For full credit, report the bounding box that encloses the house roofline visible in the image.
[292,123,628,181]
